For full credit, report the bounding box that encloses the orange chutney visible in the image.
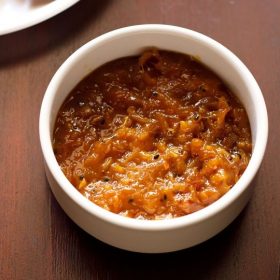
[53,49,252,220]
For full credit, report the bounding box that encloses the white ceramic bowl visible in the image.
[39,24,268,253]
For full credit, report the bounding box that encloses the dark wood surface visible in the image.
[0,0,279,279]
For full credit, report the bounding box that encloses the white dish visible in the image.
[39,25,268,253]
[0,0,79,35]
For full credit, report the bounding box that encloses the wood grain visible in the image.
[0,0,279,279]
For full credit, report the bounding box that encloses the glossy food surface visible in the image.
[53,50,252,219]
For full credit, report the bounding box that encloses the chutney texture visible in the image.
[53,49,252,219]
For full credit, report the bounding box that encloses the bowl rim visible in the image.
[39,24,268,231]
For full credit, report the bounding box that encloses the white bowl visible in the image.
[39,24,268,253]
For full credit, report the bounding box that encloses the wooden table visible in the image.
[0,0,279,279]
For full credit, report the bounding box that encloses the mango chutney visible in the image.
[53,49,252,220]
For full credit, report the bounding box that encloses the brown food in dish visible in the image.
[53,49,252,220]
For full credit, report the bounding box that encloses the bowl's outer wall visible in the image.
[45,163,253,253]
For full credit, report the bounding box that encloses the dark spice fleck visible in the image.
[193,112,200,121]
[153,154,160,160]
[151,90,158,97]
[160,194,168,202]
[153,132,161,139]
[231,147,241,159]
[79,175,84,180]
[128,198,134,203]
[103,177,110,182]
[235,152,241,159]
[100,118,106,125]
[199,85,206,92]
